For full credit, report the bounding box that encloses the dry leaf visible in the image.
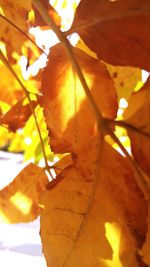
[0,163,48,223]
[40,138,147,267]
[124,77,150,177]
[71,0,150,71]
[0,100,37,132]
[41,44,117,153]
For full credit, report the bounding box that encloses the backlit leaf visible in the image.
[40,138,147,267]
[71,0,150,71]
[41,44,117,153]
[0,163,48,223]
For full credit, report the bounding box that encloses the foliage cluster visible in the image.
[0,0,150,266]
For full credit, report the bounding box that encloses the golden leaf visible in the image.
[71,0,150,71]
[40,138,147,267]
[41,44,117,153]
[0,163,48,223]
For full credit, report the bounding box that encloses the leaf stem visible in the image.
[0,50,51,175]
[0,14,47,56]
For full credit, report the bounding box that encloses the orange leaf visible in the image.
[0,100,37,132]
[124,77,150,177]
[40,138,147,267]
[0,163,48,223]
[71,0,150,71]
[41,44,117,153]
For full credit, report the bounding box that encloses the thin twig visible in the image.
[0,50,51,176]
[0,14,47,56]
[108,119,150,138]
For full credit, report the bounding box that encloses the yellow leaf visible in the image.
[41,44,117,153]
[0,163,48,223]
[40,138,147,267]
[106,64,142,101]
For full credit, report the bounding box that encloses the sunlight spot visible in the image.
[142,70,149,82]
[10,192,32,215]
[50,0,81,31]
[50,168,57,179]
[105,222,120,252]
[29,27,59,52]
[0,210,10,223]
[69,33,80,46]
[117,98,128,117]
[24,137,32,145]
[119,98,128,109]
[99,222,123,267]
